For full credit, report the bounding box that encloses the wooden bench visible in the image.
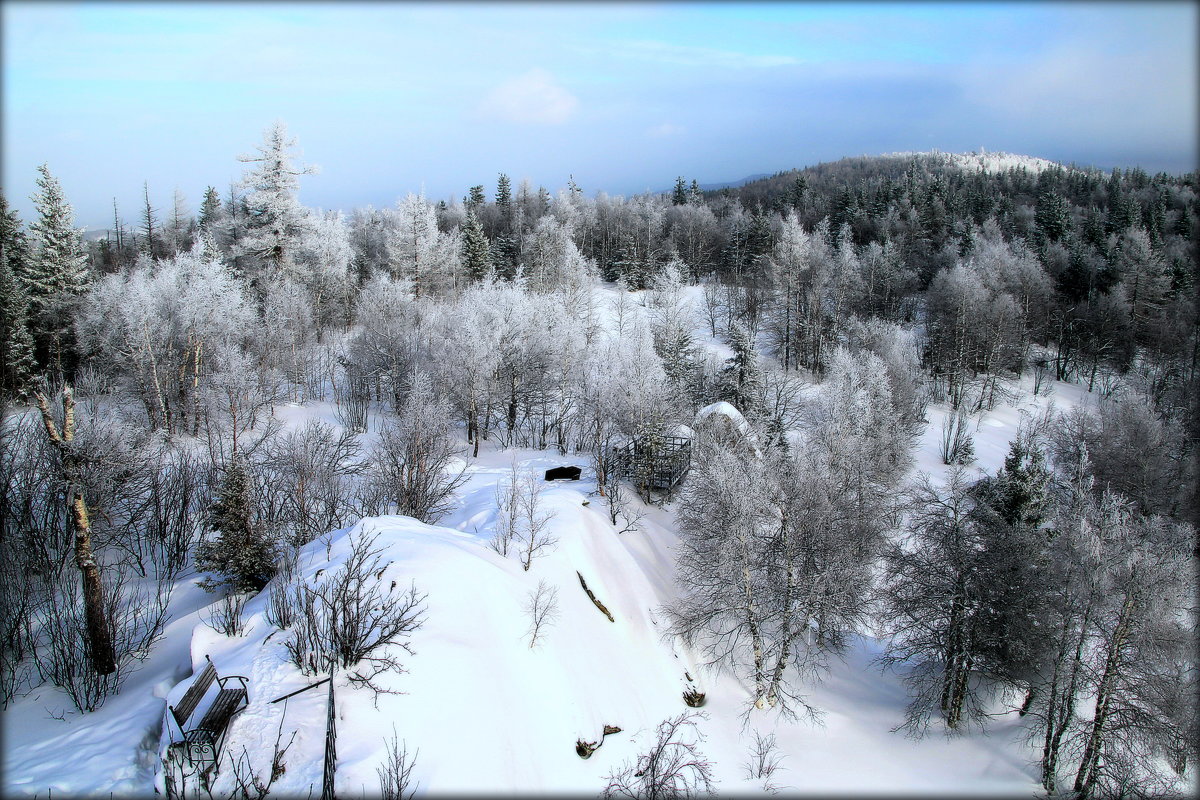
[167,655,248,775]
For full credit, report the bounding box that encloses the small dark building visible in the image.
[545,465,582,481]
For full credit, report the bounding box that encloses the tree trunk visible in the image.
[72,487,116,675]
[34,386,118,676]
[1074,592,1134,796]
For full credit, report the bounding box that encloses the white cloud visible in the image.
[647,123,685,138]
[479,69,579,125]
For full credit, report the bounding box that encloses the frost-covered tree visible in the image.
[647,259,700,407]
[388,192,461,297]
[0,196,36,397]
[432,280,504,457]
[716,323,763,419]
[520,214,595,294]
[369,372,467,523]
[295,209,354,333]
[764,212,832,372]
[76,240,254,435]
[23,164,89,373]
[344,274,428,411]
[164,187,195,255]
[197,185,224,234]
[235,121,316,288]
[671,412,879,715]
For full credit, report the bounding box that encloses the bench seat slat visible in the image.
[197,687,247,735]
[171,662,217,727]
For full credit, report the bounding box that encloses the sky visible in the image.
[2,0,1196,230]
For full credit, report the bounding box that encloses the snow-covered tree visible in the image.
[22,164,89,372]
[387,192,461,297]
[0,196,36,397]
[520,214,595,294]
[295,209,354,334]
[235,121,316,288]
[76,240,254,434]
[716,323,764,419]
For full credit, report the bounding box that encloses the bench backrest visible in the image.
[171,661,217,728]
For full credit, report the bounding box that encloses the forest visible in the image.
[1,123,1197,798]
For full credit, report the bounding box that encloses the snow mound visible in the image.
[692,401,752,437]
[156,490,697,796]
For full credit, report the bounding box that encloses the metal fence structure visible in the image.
[320,675,337,800]
[609,435,692,495]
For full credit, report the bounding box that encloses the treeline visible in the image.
[0,124,1196,797]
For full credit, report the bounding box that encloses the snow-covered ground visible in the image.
[3,359,1110,797]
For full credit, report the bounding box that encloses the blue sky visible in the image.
[2,1,1196,229]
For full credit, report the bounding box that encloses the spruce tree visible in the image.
[236,121,315,287]
[672,176,687,205]
[0,195,37,397]
[718,323,763,417]
[197,185,223,232]
[495,173,512,211]
[461,207,491,281]
[466,184,486,209]
[196,457,276,593]
[139,181,160,257]
[23,164,89,374]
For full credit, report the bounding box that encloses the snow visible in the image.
[0,366,1126,798]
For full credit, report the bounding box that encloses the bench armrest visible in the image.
[216,673,248,692]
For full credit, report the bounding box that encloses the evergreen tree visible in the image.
[975,433,1051,527]
[1035,190,1070,244]
[139,181,160,258]
[672,176,688,206]
[461,206,491,281]
[0,196,36,397]
[196,457,276,593]
[789,176,807,211]
[236,121,316,287]
[718,323,764,417]
[23,164,89,373]
[466,184,486,209]
[197,185,223,232]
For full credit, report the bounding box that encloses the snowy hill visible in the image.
[887,149,1066,174]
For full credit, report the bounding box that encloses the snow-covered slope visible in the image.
[155,484,697,796]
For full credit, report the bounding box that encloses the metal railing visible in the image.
[320,674,337,800]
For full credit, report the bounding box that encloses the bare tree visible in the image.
[742,729,787,792]
[370,371,467,524]
[284,529,426,692]
[489,461,557,569]
[516,469,556,571]
[603,712,715,799]
[524,580,559,649]
[377,725,419,800]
